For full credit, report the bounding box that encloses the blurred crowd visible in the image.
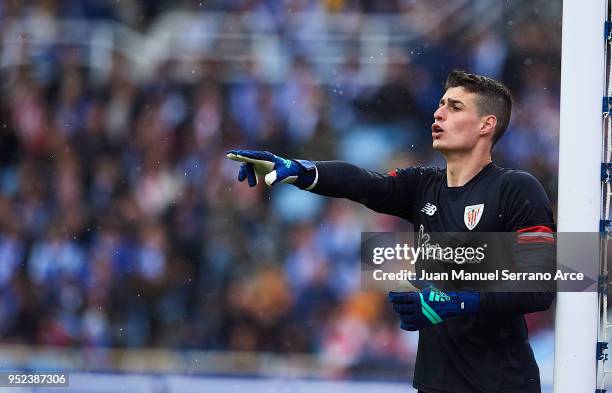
[0,0,559,376]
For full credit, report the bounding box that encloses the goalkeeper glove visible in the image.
[388,288,479,331]
[226,150,317,189]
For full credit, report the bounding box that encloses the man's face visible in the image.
[431,87,488,153]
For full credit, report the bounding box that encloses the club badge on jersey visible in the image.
[464,204,484,230]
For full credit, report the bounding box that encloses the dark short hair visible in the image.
[444,70,513,146]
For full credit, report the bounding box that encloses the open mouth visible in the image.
[431,123,444,135]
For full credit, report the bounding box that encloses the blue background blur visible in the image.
[0,0,559,384]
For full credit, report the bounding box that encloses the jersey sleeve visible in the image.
[503,171,555,231]
[479,171,556,315]
[309,161,423,221]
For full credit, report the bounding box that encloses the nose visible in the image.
[434,105,445,121]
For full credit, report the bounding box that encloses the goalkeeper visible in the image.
[227,70,555,393]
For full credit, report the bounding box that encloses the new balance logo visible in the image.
[421,203,437,216]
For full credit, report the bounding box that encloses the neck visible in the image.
[444,150,492,187]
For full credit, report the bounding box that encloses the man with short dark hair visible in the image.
[443,70,513,145]
[227,70,555,393]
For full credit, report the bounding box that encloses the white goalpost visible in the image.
[555,0,606,392]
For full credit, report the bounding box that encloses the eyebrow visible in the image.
[439,97,465,107]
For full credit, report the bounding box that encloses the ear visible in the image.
[480,115,497,137]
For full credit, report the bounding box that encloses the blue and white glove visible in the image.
[388,288,479,331]
[226,150,317,190]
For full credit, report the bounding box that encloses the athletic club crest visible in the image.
[464,204,484,230]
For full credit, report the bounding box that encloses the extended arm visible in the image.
[309,161,417,219]
[227,150,418,220]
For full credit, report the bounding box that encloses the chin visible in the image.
[432,141,445,151]
[432,142,454,155]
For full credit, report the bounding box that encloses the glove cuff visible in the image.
[293,159,318,190]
